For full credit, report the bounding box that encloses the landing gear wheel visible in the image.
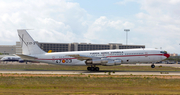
[87,66,100,71]
[95,67,99,71]
[90,67,95,71]
[87,67,91,71]
[151,64,155,68]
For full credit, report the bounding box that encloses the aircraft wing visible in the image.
[67,54,102,61]
[16,54,37,60]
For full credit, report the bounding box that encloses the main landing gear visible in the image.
[151,63,155,68]
[87,66,100,71]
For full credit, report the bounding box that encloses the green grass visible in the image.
[0,64,180,71]
[0,64,179,94]
[0,75,179,94]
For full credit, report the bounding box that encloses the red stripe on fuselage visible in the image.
[107,54,164,57]
[37,54,165,60]
[38,58,76,60]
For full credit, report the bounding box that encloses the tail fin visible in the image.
[17,29,46,55]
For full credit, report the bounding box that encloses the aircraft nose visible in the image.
[164,54,170,58]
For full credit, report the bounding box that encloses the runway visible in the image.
[0,62,180,75]
[0,69,180,75]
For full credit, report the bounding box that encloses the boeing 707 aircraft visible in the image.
[16,29,170,71]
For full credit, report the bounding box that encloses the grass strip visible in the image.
[0,74,179,94]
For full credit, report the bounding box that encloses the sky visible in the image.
[0,0,180,54]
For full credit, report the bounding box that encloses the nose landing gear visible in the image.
[151,63,155,68]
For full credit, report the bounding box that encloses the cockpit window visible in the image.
[160,51,167,54]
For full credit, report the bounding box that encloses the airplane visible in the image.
[0,50,53,64]
[0,56,24,63]
[16,29,170,71]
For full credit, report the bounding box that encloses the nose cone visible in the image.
[164,54,170,58]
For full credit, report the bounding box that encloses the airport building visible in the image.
[0,45,16,55]
[1,42,145,54]
[37,42,145,52]
[170,53,178,56]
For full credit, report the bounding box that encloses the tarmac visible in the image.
[0,69,179,75]
[0,62,180,75]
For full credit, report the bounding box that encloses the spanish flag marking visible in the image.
[62,59,66,63]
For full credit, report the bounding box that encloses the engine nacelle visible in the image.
[85,58,122,66]
[85,59,107,65]
[114,60,122,65]
[101,60,121,66]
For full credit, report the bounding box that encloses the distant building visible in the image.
[170,53,178,56]
[0,45,16,55]
[16,42,22,54]
[2,42,145,54]
[37,42,145,52]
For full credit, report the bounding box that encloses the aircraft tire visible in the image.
[90,67,95,71]
[151,64,155,68]
[95,67,99,71]
[87,67,91,71]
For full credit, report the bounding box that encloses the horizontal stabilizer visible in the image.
[16,54,37,60]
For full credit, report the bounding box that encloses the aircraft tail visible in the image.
[17,29,46,55]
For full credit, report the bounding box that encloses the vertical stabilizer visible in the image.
[17,29,46,55]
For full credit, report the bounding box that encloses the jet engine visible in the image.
[85,58,122,66]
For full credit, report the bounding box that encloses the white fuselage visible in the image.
[32,48,167,66]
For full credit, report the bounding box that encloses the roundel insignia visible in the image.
[62,59,66,63]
